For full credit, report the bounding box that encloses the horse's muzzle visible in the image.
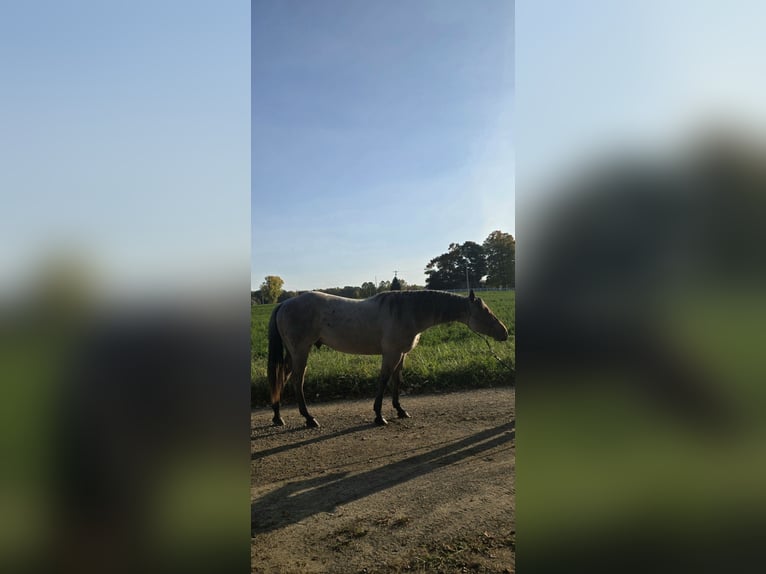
[495,326,509,342]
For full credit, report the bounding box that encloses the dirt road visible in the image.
[251,387,515,573]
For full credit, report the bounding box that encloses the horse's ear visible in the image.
[469,289,475,301]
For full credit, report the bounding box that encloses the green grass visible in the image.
[251,290,515,406]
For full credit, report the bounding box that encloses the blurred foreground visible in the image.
[518,129,766,572]
[0,275,250,574]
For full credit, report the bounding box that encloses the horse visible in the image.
[267,289,509,427]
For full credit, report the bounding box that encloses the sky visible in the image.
[514,1,766,279]
[1,2,250,297]
[516,1,766,191]
[6,2,761,297]
[251,0,514,292]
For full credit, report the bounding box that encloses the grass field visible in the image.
[251,290,515,406]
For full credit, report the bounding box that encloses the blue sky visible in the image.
[514,2,766,284]
[1,2,250,296]
[7,2,760,297]
[252,0,514,291]
[516,1,766,190]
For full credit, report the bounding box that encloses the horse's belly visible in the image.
[322,331,419,355]
[323,336,382,355]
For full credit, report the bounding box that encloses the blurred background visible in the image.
[517,2,766,572]
[0,2,250,573]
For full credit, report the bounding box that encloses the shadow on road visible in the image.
[251,421,514,535]
[251,423,372,459]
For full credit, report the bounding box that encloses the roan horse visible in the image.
[268,289,509,427]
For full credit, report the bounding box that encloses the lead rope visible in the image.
[478,334,515,373]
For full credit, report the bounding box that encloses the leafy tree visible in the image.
[377,280,391,293]
[390,276,401,290]
[340,285,361,299]
[425,241,487,290]
[460,241,488,286]
[259,275,284,304]
[483,230,515,288]
[361,281,376,297]
[425,246,463,289]
[320,286,362,298]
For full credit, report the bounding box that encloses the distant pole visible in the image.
[465,266,470,292]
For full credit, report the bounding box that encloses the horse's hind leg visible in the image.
[391,354,410,419]
[271,352,292,426]
[290,352,319,428]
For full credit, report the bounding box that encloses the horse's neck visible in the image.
[416,294,469,332]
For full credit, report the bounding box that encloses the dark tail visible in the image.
[267,303,288,405]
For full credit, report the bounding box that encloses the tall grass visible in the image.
[251,290,515,406]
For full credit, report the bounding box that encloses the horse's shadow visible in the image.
[251,423,372,460]
[251,421,514,535]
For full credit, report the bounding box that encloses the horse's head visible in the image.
[467,290,509,341]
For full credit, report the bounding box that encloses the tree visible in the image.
[425,241,488,290]
[361,281,376,297]
[259,275,284,304]
[460,241,488,287]
[340,285,361,299]
[425,245,463,289]
[377,280,391,293]
[483,230,515,288]
[390,276,401,290]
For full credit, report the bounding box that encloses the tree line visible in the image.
[253,229,514,304]
[251,278,418,305]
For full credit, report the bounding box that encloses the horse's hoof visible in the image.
[272,417,285,427]
[306,418,320,428]
[375,416,388,426]
[397,410,411,419]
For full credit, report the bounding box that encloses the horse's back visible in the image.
[279,291,359,321]
[280,292,386,354]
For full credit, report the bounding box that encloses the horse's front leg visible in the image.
[374,353,402,426]
[391,354,410,419]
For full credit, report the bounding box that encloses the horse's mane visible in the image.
[373,290,467,325]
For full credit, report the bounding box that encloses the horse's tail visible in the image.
[267,303,288,404]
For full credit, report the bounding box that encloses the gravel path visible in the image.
[251,387,515,573]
